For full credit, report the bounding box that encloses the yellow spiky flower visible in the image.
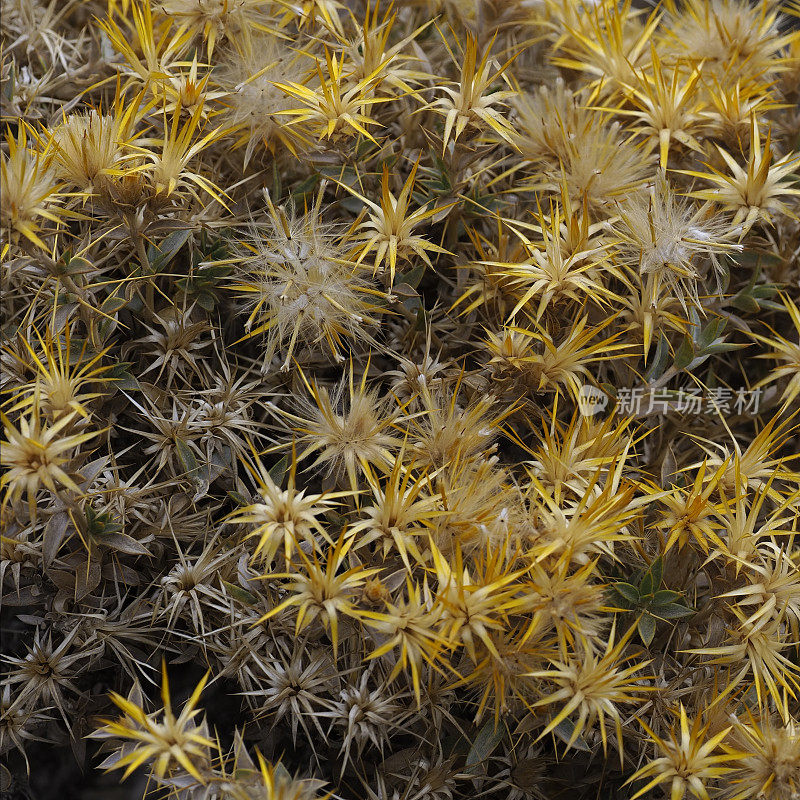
[751,294,800,409]
[1,394,99,514]
[257,534,379,655]
[92,663,216,784]
[1,124,66,253]
[343,162,450,286]
[530,621,652,762]
[425,31,518,154]
[227,447,348,565]
[274,48,388,145]
[628,704,739,800]
[686,116,800,235]
[614,46,707,168]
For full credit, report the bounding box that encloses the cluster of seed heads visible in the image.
[1,1,800,799]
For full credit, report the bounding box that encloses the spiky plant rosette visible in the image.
[1,1,800,799]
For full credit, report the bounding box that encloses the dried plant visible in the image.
[2,1,799,798]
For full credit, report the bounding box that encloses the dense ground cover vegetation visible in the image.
[1,0,800,798]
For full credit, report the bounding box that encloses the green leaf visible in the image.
[652,589,680,605]
[751,284,778,299]
[391,283,420,299]
[60,255,92,276]
[717,261,731,295]
[176,260,232,312]
[340,196,364,214]
[105,362,141,392]
[612,582,640,605]
[290,173,320,203]
[175,438,199,480]
[396,262,426,289]
[649,556,663,588]
[222,580,258,606]
[756,299,787,312]
[702,341,747,355]
[552,717,591,752]
[271,160,282,202]
[639,558,663,598]
[674,335,695,371]
[195,291,216,312]
[268,455,288,487]
[100,289,128,315]
[148,228,193,272]
[731,291,760,313]
[645,332,670,382]
[227,491,249,507]
[653,604,695,620]
[638,613,657,646]
[697,317,725,350]
[465,720,506,772]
